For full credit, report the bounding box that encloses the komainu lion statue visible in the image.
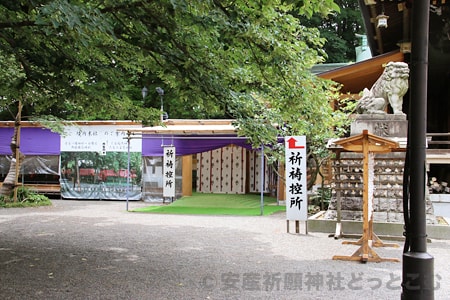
[356,61,409,115]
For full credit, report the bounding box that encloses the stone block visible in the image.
[350,114,408,138]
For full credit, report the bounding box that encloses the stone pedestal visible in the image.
[350,114,407,138]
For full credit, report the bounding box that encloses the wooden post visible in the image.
[277,162,285,202]
[287,220,304,235]
[181,155,193,196]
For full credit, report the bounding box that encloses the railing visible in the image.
[426,133,450,163]
[427,132,450,146]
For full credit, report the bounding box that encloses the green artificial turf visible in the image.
[133,192,285,216]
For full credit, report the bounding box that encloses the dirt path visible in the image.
[0,200,448,299]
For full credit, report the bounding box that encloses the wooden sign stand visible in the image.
[287,220,308,234]
[332,130,400,263]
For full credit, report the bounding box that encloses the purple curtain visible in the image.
[0,127,60,155]
[142,135,255,156]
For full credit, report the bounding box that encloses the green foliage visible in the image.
[308,187,332,212]
[0,0,151,121]
[0,52,26,97]
[0,187,52,208]
[1,0,352,162]
[300,0,365,63]
[285,0,341,18]
[28,115,73,136]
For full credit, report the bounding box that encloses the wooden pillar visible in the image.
[182,155,193,196]
[361,135,370,261]
[277,162,285,201]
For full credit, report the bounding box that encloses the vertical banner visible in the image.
[285,136,308,221]
[163,146,176,198]
[368,152,375,222]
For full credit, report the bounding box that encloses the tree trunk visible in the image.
[0,102,23,200]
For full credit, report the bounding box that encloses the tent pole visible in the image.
[126,131,131,211]
[260,145,264,216]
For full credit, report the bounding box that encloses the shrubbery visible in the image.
[0,187,52,208]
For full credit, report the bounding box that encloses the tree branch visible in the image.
[0,20,39,29]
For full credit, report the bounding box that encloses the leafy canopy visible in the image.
[300,0,365,63]
[0,0,351,158]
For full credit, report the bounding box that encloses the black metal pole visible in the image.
[401,1,434,299]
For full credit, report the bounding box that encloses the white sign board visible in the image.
[285,136,308,221]
[163,146,176,197]
[368,152,375,221]
[61,125,142,152]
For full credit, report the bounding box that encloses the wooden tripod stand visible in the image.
[332,130,400,263]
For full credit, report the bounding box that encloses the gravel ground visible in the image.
[0,199,448,300]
